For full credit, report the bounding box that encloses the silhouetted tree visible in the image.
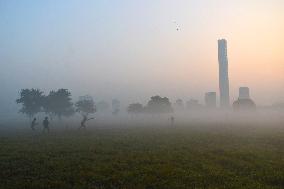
[145,96,173,114]
[16,88,44,120]
[75,95,96,117]
[127,103,143,115]
[43,89,74,120]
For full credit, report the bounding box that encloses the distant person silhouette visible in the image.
[79,115,94,130]
[42,117,50,133]
[170,116,175,126]
[31,118,38,130]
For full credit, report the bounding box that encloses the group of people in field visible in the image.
[30,115,175,132]
[30,115,95,132]
[31,117,50,132]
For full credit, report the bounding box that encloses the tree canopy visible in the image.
[43,89,74,120]
[16,88,45,119]
[145,96,173,114]
[127,103,143,114]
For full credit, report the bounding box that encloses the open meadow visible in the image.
[0,119,283,189]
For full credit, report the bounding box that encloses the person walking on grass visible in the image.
[31,118,38,131]
[79,115,94,130]
[42,117,50,133]
[170,116,175,126]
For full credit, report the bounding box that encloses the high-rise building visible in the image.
[239,87,250,99]
[205,92,217,108]
[218,39,230,108]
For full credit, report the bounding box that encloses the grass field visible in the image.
[0,122,283,189]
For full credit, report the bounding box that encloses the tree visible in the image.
[43,89,74,120]
[127,103,143,115]
[16,88,44,120]
[75,95,96,117]
[145,96,173,114]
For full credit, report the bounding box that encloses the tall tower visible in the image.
[218,39,230,108]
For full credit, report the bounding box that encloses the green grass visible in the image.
[0,123,283,189]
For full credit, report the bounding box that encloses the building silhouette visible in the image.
[233,87,256,111]
[205,92,217,108]
[239,87,250,99]
[218,39,230,108]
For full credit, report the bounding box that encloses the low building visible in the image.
[233,87,256,111]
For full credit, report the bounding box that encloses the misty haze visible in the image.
[0,1,283,189]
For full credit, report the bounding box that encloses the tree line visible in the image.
[16,88,95,121]
[127,96,173,115]
[16,88,174,122]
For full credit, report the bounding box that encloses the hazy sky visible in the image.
[0,0,283,113]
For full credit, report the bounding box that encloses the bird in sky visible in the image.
[172,20,180,31]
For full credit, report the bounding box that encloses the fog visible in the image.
[1,2,284,189]
[0,0,283,122]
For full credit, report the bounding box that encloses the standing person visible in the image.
[31,118,38,131]
[170,116,175,126]
[42,117,50,133]
[79,115,94,130]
